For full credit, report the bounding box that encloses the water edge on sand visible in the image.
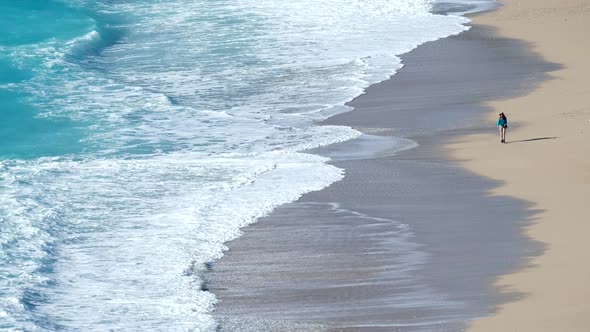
[207,24,559,332]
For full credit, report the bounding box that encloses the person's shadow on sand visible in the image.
[507,137,557,144]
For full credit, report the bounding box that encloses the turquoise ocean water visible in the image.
[0,0,488,330]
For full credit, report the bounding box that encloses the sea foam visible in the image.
[0,0,478,330]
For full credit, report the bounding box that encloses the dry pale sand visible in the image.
[449,0,590,330]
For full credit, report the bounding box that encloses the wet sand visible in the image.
[207,22,556,331]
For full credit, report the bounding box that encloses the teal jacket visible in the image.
[497,117,507,127]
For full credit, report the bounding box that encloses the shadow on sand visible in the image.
[508,137,558,144]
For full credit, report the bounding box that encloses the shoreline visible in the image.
[456,0,590,330]
[208,15,556,331]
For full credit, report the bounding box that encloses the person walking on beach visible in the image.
[497,112,508,143]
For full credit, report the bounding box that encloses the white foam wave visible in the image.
[0,148,346,330]
[66,29,100,45]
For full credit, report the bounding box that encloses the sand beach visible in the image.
[209,0,590,330]
[9,0,590,330]
[458,0,590,330]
